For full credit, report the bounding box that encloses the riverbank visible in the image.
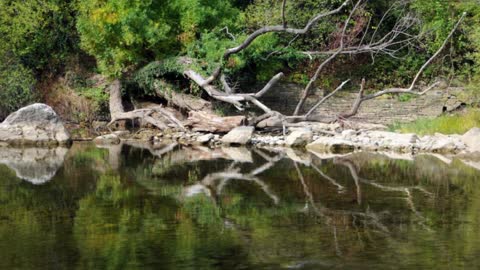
[87,122,480,156]
[0,103,478,156]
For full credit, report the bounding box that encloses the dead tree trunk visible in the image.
[185,111,245,133]
[153,80,214,113]
[107,79,185,131]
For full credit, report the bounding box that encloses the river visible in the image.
[0,142,479,269]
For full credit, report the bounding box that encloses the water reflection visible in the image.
[0,142,480,269]
[0,146,68,184]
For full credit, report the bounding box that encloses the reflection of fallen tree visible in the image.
[0,146,68,184]
[106,142,434,235]
[99,142,439,251]
[334,157,433,228]
[124,141,254,164]
[97,141,256,172]
[100,142,446,260]
[287,151,438,255]
[294,162,390,235]
[179,146,434,236]
[183,149,283,205]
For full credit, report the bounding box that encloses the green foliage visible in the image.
[172,0,242,44]
[0,0,78,72]
[76,0,177,77]
[397,93,415,102]
[76,0,243,77]
[0,0,78,118]
[0,56,36,119]
[186,31,241,73]
[76,86,109,115]
[133,58,186,93]
[389,108,480,135]
[412,0,480,81]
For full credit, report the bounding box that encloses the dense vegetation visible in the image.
[1,0,479,124]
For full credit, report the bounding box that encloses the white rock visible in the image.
[221,126,254,145]
[341,129,357,139]
[419,134,465,153]
[306,137,355,152]
[94,134,121,145]
[462,127,480,153]
[0,103,70,145]
[197,133,214,144]
[286,129,313,147]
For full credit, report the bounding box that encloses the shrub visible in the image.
[0,57,36,120]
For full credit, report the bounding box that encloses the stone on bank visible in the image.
[0,103,70,146]
[461,127,480,153]
[221,126,254,145]
[286,128,313,147]
[93,134,121,145]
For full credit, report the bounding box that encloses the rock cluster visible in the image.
[307,130,472,154]
[92,123,480,155]
[0,103,70,146]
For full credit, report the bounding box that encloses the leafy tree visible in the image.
[76,0,242,77]
[0,0,78,72]
[0,55,36,119]
[0,0,78,118]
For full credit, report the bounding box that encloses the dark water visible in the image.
[1,142,480,269]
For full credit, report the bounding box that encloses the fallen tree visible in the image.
[107,0,466,133]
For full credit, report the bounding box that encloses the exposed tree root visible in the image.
[107,79,186,131]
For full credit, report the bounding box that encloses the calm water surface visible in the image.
[1,142,480,269]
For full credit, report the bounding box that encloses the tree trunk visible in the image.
[185,111,245,133]
[153,80,214,113]
[108,79,184,131]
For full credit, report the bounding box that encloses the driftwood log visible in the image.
[185,111,245,133]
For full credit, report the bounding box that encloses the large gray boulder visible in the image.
[221,126,254,145]
[0,103,70,146]
[462,127,480,153]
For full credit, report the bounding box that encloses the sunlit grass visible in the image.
[389,108,480,136]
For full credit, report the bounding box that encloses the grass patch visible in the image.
[389,108,480,135]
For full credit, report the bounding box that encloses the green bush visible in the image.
[76,0,242,77]
[0,0,78,73]
[0,57,36,120]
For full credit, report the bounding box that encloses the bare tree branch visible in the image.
[223,0,351,62]
[305,79,350,118]
[336,12,466,120]
[293,0,362,116]
[254,72,285,98]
